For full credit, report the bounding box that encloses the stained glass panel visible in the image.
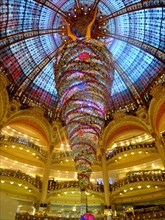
[0,0,164,113]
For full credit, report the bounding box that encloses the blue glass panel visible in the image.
[110,89,133,109]
[6,0,26,36]
[0,47,25,84]
[109,40,127,60]
[143,8,162,48]
[23,1,41,32]
[24,37,48,64]
[105,0,125,13]
[0,0,8,38]
[99,2,113,15]
[129,10,145,41]
[39,34,56,55]
[33,60,57,95]
[116,41,156,82]
[122,0,140,6]
[52,33,62,48]
[1,0,164,112]
[159,8,165,51]
[115,14,130,37]
[49,0,67,6]
[10,41,35,76]
[134,58,164,92]
[107,18,116,34]
[39,7,56,30]
[111,70,128,95]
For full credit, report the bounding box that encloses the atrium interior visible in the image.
[0,0,165,219]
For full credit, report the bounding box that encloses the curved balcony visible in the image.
[106,143,156,160]
[0,168,41,201]
[0,168,42,188]
[47,180,104,205]
[111,169,165,191]
[106,142,159,170]
[110,169,165,204]
[112,211,165,220]
[1,168,165,206]
[0,134,47,165]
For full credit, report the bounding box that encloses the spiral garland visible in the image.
[55,38,114,190]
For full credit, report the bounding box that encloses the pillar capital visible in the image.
[101,151,110,207]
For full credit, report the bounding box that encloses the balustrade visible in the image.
[1,168,164,193]
[110,169,165,192]
[0,133,47,157]
[0,168,42,189]
[106,142,156,160]
[48,179,104,193]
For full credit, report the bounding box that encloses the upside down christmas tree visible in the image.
[55,5,114,191]
[55,38,114,190]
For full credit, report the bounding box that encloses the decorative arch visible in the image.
[103,111,150,149]
[5,106,52,149]
[149,84,165,134]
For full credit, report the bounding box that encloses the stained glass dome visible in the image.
[0,0,165,120]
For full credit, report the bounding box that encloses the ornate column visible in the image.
[40,147,53,205]
[149,84,165,168]
[80,191,88,216]
[0,124,3,132]
[152,132,165,167]
[101,148,110,208]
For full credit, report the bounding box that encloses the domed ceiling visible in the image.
[0,0,165,120]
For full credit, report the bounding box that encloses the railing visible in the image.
[112,211,165,220]
[0,168,104,192]
[52,151,72,159]
[0,133,47,157]
[1,134,160,163]
[106,142,156,160]
[1,168,164,193]
[15,213,103,220]
[15,209,165,220]
[110,169,165,191]
[48,180,104,193]
[0,168,42,189]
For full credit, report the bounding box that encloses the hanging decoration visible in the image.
[55,38,114,190]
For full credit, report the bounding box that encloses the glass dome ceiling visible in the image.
[0,0,165,120]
